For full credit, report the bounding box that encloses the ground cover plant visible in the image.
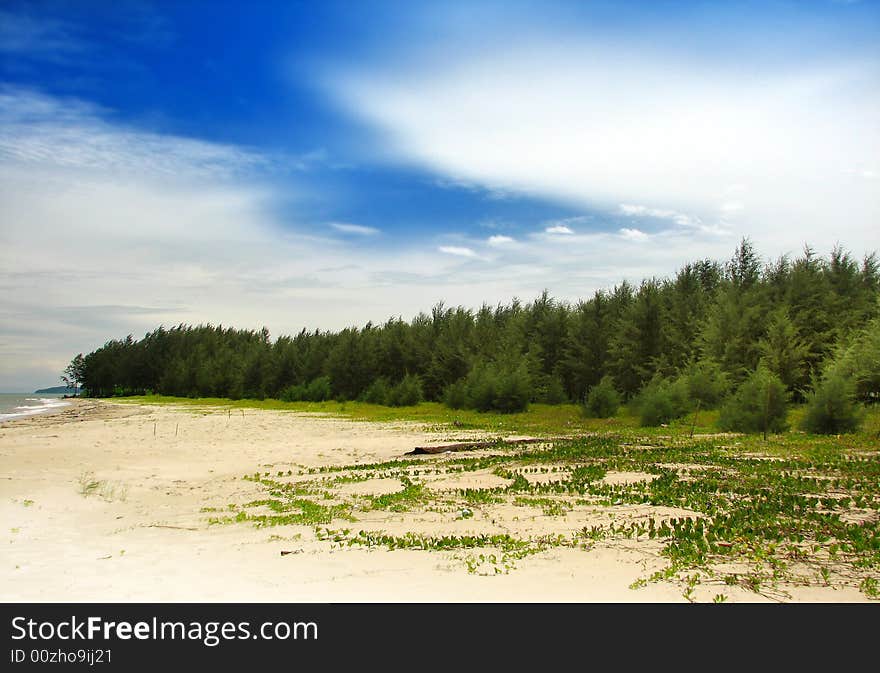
[195,401,880,601]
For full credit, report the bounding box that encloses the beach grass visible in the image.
[111,394,724,437]
[110,393,880,443]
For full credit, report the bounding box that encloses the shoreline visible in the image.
[0,400,872,602]
[0,395,77,425]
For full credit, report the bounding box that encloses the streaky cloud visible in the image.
[329,222,380,235]
[438,245,479,258]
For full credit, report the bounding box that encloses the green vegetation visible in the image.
[209,412,880,598]
[279,376,332,402]
[61,353,85,395]
[718,366,789,438]
[71,241,878,436]
[584,376,620,418]
[116,395,644,436]
[361,373,424,406]
[387,373,424,407]
[801,372,864,434]
[635,377,690,427]
[455,360,531,413]
[60,238,880,598]
[76,471,127,502]
[682,359,730,407]
[823,314,880,404]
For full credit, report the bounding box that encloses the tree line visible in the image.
[71,240,879,432]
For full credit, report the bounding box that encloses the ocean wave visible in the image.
[1,399,71,422]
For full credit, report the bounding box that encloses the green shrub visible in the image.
[536,377,568,404]
[387,374,423,406]
[306,376,332,401]
[363,378,391,405]
[823,316,880,403]
[448,360,531,413]
[281,376,333,402]
[279,383,306,402]
[464,362,498,412]
[492,363,531,413]
[800,372,863,434]
[443,379,469,409]
[718,367,788,437]
[637,378,690,426]
[684,359,730,407]
[584,376,620,418]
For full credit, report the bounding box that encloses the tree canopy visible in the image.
[73,240,878,420]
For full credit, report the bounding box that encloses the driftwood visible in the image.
[146,524,199,531]
[405,436,573,455]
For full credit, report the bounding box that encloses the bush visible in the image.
[443,379,469,410]
[718,367,788,437]
[363,378,391,405]
[447,361,531,413]
[800,373,863,434]
[305,376,332,401]
[585,376,620,418]
[492,364,531,413]
[823,316,880,404]
[387,374,423,406]
[463,362,498,412]
[279,383,305,402]
[280,376,332,402]
[684,359,730,407]
[636,378,690,427]
[534,376,568,404]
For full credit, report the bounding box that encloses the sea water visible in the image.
[0,393,72,422]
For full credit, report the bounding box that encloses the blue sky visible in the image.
[1,1,878,389]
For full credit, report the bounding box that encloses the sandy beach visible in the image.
[0,400,869,603]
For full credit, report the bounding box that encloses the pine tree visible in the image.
[759,307,810,397]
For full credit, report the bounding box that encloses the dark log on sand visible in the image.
[406,436,574,455]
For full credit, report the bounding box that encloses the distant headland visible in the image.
[33,386,79,394]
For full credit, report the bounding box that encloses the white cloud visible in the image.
[619,228,649,241]
[438,245,478,258]
[618,204,696,228]
[329,222,379,235]
[0,88,499,389]
[0,88,269,184]
[2,76,874,390]
[487,235,515,246]
[327,39,880,253]
[545,225,574,235]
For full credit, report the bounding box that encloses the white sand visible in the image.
[0,400,868,603]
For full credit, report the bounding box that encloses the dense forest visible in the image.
[70,240,880,432]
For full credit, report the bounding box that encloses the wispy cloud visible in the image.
[0,87,267,182]
[487,235,515,246]
[438,245,479,258]
[619,227,649,241]
[329,222,379,235]
[327,26,880,253]
[545,225,574,235]
[0,9,86,60]
[618,204,695,227]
